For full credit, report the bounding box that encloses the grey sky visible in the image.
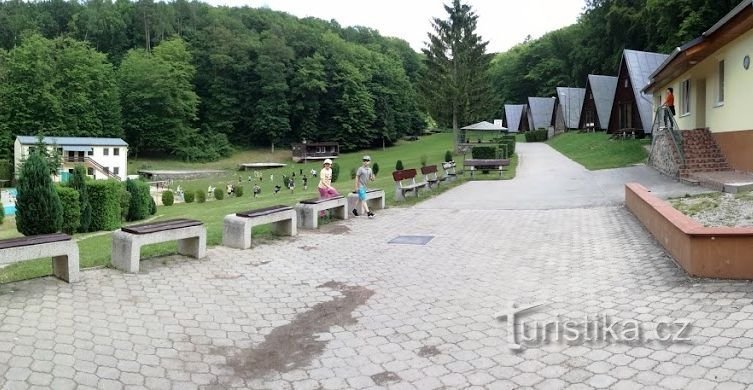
[203,0,587,53]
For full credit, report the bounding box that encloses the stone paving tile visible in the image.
[2,205,753,389]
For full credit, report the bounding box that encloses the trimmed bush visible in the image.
[69,165,92,232]
[396,160,404,170]
[120,189,131,221]
[196,190,206,203]
[86,180,122,231]
[234,185,244,197]
[472,146,497,159]
[214,188,224,200]
[420,155,428,167]
[55,186,81,235]
[162,190,175,206]
[184,191,195,203]
[15,152,63,235]
[125,179,151,222]
[331,162,340,182]
[0,201,4,225]
[149,196,157,215]
[444,150,453,162]
[525,129,548,142]
[350,167,357,180]
[372,162,380,176]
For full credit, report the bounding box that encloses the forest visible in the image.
[0,0,744,163]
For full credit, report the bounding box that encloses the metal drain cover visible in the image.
[388,235,434,245]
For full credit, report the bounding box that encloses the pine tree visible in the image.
[422,0,493,150]
[15,151,63,236]
[69,165,92,232]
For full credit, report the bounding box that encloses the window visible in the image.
[114,148,120,156]
[103,148,109,156]
[624,78,629,88]
[680,79,691,115]
[87,150,93,156]
[619,103,633,129]
[113,167,120,175]
[87,167,94,176]
[104,167,110,174]
[718,60,725,104]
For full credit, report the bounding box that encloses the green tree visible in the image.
[252,31,293,152]
[422,0,493,149]
[69,165,92,232]
[55,186,81,235]
[15,151,63,235]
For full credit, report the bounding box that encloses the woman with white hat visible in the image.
[318,159,338,200]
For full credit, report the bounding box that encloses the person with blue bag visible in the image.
[353,155,375,218]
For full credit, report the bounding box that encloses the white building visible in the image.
[14,136,128,181]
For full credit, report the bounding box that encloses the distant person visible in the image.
[273,185,281,195]
[302,175,308,190]
[311,168,317,178]
[253,184,261,198]
[227,183,233,196]
[663,87,675,128]
[353,155,375,218]
[288,176,295,193]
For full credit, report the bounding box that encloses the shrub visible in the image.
[125,179,151,222]
[420,155,428,167]
[234,185,244,197]
[525,129,548,142]
[331,162,340,182]
[162,190,175,206]
[196,190,206,203]
[184,191,195,203]
[149,196,157,215]
[0,202,4,225]
[55,186,81,235]
[472,146,497,159]
[372,163,380,176]
[396,160,404,170]
[120,189,131,221]
[214,187,224,200]
[86,180,122,231]
[69,165,92,232]
[444,150,453,162]
[15,152,63,235]
[350,167,357,180]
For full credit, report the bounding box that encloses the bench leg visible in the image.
[367,197,385,210]
[274,218,296,236]
[297,207,318,229]
[52,245,80,283]
[223,215,251,250]
[394,184,406,202]
[177,230,206,259]
[333,205,348,221]
[112,232,141,273]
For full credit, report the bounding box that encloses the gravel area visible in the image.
[669,191,753,227]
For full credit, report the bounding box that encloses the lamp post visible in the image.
[302,138,307,163]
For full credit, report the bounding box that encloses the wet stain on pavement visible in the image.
[371,371,401,385]
[417,345,441,357]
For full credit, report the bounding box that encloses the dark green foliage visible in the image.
[525,130,548,142]
[162,191,174,206]
[420,155,428,167]
[213,188,224,200]
[149,196,157,215]
[55,186,81,235]
[125,179,151,222]
[15,152,63,236]
[445,150,453,162]
[0,201,4,225]
[69,165,91,232]
[372,163,380,176]
[0,161,13,181]
[350,167,357,180]
[396,160,404,170]
[86,180,122,231]
[119,189,131,221]
[331,162,340,183]
[491,136,516,158]
[196,190,206,203]
[234,185,243,197]
[471,146,497,159]
[184,191,195,203]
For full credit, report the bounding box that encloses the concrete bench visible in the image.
[442,161,458,181]
[464,159,510,177]
[393,169,428,201]
[0,233,79,283]
[295,196,348,229]
[223,205,297,249]
[347,189,386,212]
[112,218,206,273]
[421,165,447,189]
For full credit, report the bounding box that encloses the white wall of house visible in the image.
[13,139,128,181]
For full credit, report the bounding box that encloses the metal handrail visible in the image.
[649,106,684,165]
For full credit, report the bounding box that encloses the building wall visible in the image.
[580,88,600,129]
[14,141,128,181]
[608,61,642,133]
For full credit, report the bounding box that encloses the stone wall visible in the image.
[648,128,680,178]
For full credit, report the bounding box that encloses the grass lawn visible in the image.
[547,132,649,170]
[0,133,518,284]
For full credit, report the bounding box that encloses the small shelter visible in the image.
[579,75,618,131]
[527,97,556,135]
[554,87,586,134]
[504,104,528,132]
[459,121,508,143]
[291,142,339,163]
[608,49,669,134]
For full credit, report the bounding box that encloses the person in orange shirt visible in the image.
[663,87,675,128]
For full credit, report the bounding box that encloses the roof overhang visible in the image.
[644,0,753,93]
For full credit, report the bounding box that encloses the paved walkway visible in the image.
[2,143,752,390]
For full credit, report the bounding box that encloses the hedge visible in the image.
[213,188,224,200]
[55,186,81,235]
[525,129,548,142]
[126,179,151,222]
[162,190,174,206]
[196,190,206,203]
[184,191,195,203]
[120,189,131,221]
[86,180,122,231]
[471,146,497,159]
[234,185,244,197]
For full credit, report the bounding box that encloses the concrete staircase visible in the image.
[678,128,731,178]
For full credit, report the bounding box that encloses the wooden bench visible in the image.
[420,165,446,188]
[0,234,79,283]
[442,161,458,181]
[464,159,510,177]
[347,189,386,212]
[393,169,428,201]
[112,218,206,273]
[295,196,348,229]
[223,205,297,249]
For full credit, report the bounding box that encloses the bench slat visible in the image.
[122,218,203,235]
[420,165,438,174]
[236,205,292,218]
[300,196,344,204]
[0,233,72,250]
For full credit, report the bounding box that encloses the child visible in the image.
[273,185,281,195]
[288,176,295,193]
[302,175,308,190]
[253,184,261,198]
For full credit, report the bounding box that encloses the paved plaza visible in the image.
[2,144,753,389]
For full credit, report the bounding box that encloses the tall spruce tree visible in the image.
[15,151,63,236]
[69,165,92,232]
[422,0,493,149]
